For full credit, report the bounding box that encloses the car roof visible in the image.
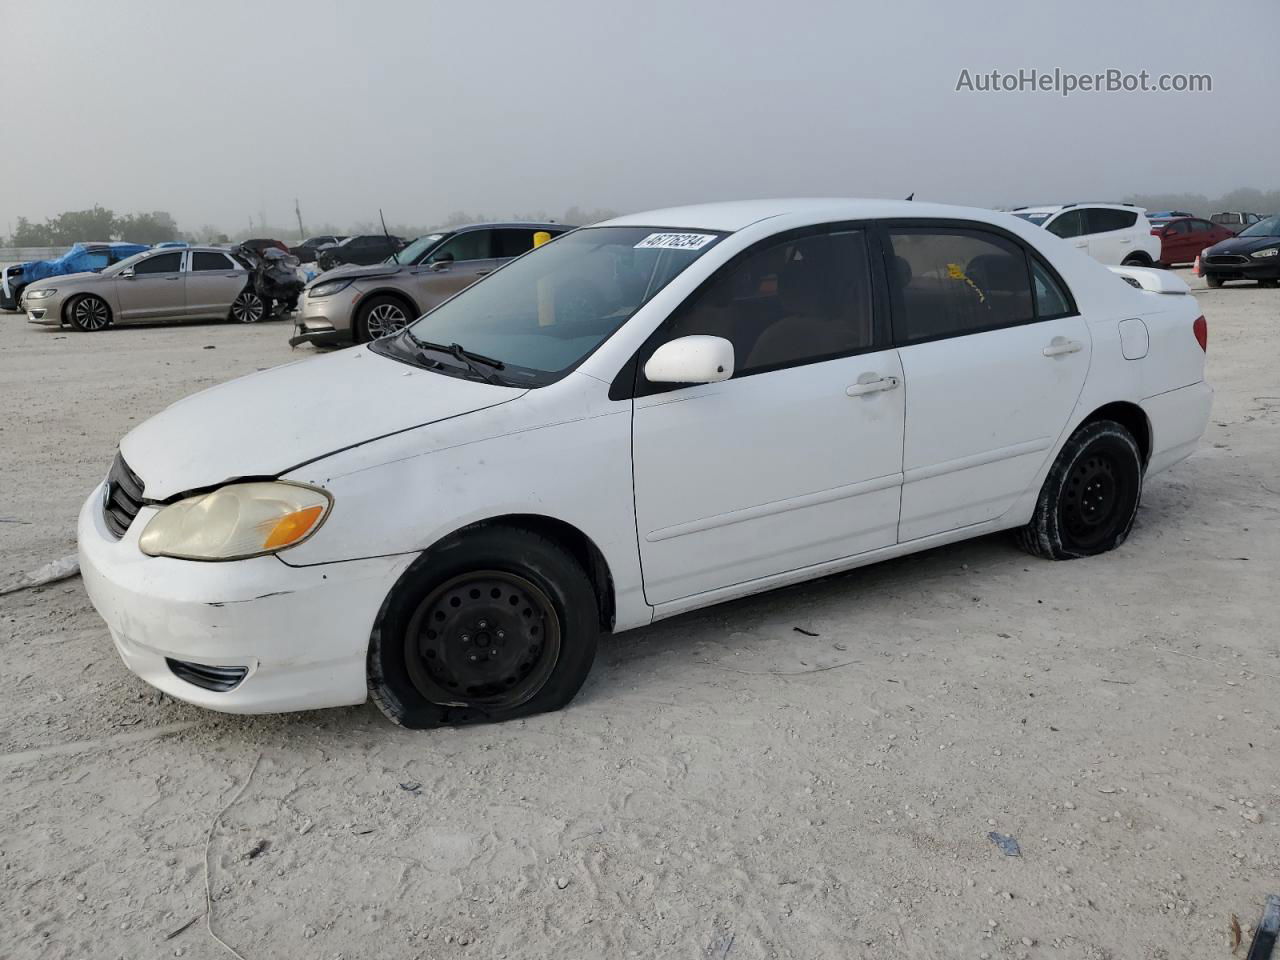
[448,221,570,233]
[1012,203,1144,215]
[599,198,1025,233]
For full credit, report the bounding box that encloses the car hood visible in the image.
[1206,234,1280,256]
[23,270,105,287]
[311,262,406,284]
[120,346,525,500]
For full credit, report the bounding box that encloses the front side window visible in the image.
[191,251,236,271]
[1046,210,1087,239]
[430,230,493,263]
[886,227,1034,342]
[133,252,182,275]
[656,230,874,379]
[395,226,723,384]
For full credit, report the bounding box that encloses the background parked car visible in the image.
[292,222,570,345]
[2,241,149,311]
[315,234,406,271]
[22,245,273,331]
[291,235,347,263]
[1010,203,1161,265]
[1210,212,1266,234]
[1201,214,1280,287]
[1146,210,1195,220]
[1150,216,1233,267]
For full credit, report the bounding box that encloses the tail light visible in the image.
[1193,315,1207,352]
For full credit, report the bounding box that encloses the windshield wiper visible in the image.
[403,331,506,383]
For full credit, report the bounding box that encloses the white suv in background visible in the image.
[1011,204,1162,266]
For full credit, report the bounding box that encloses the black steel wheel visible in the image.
[368,526,600,728]
[1017,419,1143,560]
[68,294,112,332]
[229,288,266,323]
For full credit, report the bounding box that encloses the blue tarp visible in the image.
[18,242,150,283]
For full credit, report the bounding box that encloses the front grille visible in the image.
[102,452,145,540]
[1207,254,1249,265]
[165,658,249,692]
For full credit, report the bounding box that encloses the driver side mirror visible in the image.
[119,267,135,278]
[644,335,735,385]
[428,252,455,271]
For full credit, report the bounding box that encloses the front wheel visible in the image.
[355,295,412,342]
[1206,275,1224,288]
[229,288,266,323]
[1016,420,1143,560]
[1121,254,1151,267]
[368,527,599,728]
[68,294,112,332]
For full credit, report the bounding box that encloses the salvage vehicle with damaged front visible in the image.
[1199,214,1280,287]
[291,222,571,345]
[79,200,1212,728]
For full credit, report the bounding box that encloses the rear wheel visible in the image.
[68,294,112,332]
[368,527,598,728]
[355,294,412,342]
[229,288,266,323]
[1016,420,1143,560]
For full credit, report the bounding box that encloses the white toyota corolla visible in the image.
[79,199,1212,727]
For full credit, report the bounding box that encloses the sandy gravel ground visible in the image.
[1,277,1276,960]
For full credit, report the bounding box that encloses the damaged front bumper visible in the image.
[77,481,413,714]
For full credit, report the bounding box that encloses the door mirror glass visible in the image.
[644,335,735,384]
[118,267,134,278]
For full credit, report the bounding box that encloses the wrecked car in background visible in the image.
[292,222,569,344]
[23,245,277,330]
[2,242,149,311]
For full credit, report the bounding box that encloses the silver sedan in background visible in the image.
[22,246,271,331]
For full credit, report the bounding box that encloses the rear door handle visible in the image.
[1043,337,1083,357]
[846,375,900,397]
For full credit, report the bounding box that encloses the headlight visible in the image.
[1250,247,1279,259]
[139,481,331,560]
[26,288,56,299]
[307,278,352,298]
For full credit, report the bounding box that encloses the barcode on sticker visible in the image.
[634,232,717,251]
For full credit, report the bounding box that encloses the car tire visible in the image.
[1121,253,1151,267]
[1206,276,1224,288]
[1259,279,1278,288]
[355,294,412,342]
[368,526,599,729]
[67,294,113,332]
[229,288,267,323]
[1016,419,1143,561]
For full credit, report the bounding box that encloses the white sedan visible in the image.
[79,199,1212,727]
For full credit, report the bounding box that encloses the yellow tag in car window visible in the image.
[533,231,552,248]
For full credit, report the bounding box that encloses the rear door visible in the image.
[185,250,247,318]
[115,250,185,321]
[882,223,1091,541]
[631,226,905,605]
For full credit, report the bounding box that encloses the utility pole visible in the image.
[295,199,306,242]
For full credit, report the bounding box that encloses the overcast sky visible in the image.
[5,0,1278,234]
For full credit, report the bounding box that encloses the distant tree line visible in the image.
[1122,187,1280,218]
[5,203,623,249]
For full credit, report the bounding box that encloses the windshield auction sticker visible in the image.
[634,232,717,250]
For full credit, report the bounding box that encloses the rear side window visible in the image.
[191,251,236,271]
[659,230,875,378]
[493,229,538,259]
[1088,209,1138,232]
[1046,210,1087,239]
[1031,258,1072,318]
[133,252,182,275]
[886,228,1034,342]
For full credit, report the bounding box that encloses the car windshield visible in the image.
[1239,216,1280,238]
[386,226,724,386]
[1012,212,1052,225]
[389,233,447,265]
[104,251,155,274]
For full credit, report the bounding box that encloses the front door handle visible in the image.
[1073,241,1088,248]
[846,375,900,397]
[475,270,492,277]
[1043,337,1083,357]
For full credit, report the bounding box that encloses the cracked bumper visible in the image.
[77,481,414,714]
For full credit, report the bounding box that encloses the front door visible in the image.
[631,227,905,605]
[881,224,1091,541]
[115,250,185,321]
[185,250,248,318]
[409,229,502,309]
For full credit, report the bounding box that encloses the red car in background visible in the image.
[1150,217,1233,267]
